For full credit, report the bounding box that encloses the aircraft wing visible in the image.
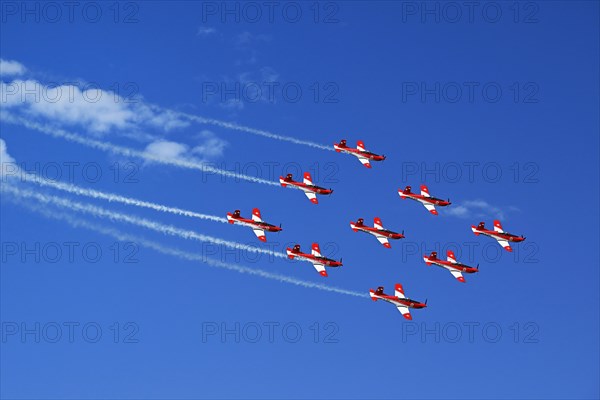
[493,220,504,233]
[251,208,262,222]
[252,227,267,242]
[311,243,322,257]
[450,269,465,282]
[357,156,371,168]
[446,251,457,263]
[303,190,318,203]
[312,262,327,277]
[396,305,411,319]
[496,238,512,251]
[373,217,384,230]
[394,284,406,299]
[303,172,313,185]
[423,203,437,214]
[357,140,366,152]
[376,235,390,248]
[420,185,431,197]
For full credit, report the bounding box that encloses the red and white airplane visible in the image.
[350,217,404,248]
[279,172,333,204]
[226,208,282,242]
[471,220,526,252]
[333,139,386,168]
[369,283,427,320]
[286,242,342,277]
[423,250,479,283]
[398,185,451,215]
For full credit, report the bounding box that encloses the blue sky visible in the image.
[1,1,599,399]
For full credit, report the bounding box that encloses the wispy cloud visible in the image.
[445,199,514,219]
[0,59,27,77]
[0,138,15,177]
[1,112,277,186]
[1,78,189,134]
[142,131,227,164]
[197,26,217,36]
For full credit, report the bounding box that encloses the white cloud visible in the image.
[192,130,228,159]
[0,138,16,177]
[445,199,508,219]
[144,140,189,162]
[197,27,216,36]
[0,59,27,77]
[235,32,271,46]
[144,132,227,164]
[1,78,189,134]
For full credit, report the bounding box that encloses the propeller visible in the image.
[476,263,480,270]
[425,299,428,305]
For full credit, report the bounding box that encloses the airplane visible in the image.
[369,283,427,320]
[279,172,333,204]
[286,242,342,277]
[350,217,405,248]
[423,250,479,283]
[398,184,451,215]
[226,208,282,242]
[471,220,526,252]
[333,139,386,168]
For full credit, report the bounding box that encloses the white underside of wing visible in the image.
[252,228,266,239]
[496,238,511,249]
[357,156,370,166]
[303,190,317,201]
[450,269,463,280]
[397,305,411,318]
[312,262,326,274]
[423,203,437,213]
[376,235,390,246]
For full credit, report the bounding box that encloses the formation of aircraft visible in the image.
[369,283,427,320]
[224,138,527,319]
[333,139,386,168]
[398,184,451,215]
[423,250,479,283]
[350,217,404,248]
[471,220,526,252]
[226,208,282,242]
[279,172,333,204]
[286,242,343,277]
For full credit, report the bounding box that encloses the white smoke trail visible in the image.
[4,190,366,298]
[15,169,227,223]
[0,111,279,186]
[1,184,286,259]
[178,112,334,151]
